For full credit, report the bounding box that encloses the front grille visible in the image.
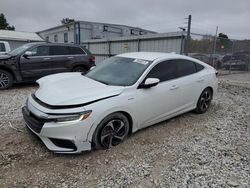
[49,138,77,151]
[22,107,46,133]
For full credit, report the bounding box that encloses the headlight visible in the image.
[49,111,92,124]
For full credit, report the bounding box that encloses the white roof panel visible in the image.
[0,30,44,42]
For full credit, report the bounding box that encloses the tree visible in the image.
[218,33,228,39]
[0,13,15,30]
[61,18,75,25]
[217,33,231,54]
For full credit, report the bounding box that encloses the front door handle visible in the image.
[43,57,51,60]
[170,85,179,90]
[67,56,74,59]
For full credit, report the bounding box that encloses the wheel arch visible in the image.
[0,65,16,80]
[87,108,135,146]
[116,111,133,134]
[205,86,213,98]
[71,64,88,72]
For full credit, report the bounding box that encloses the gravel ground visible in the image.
[0,74,250,188]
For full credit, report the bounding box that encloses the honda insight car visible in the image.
[22,52,218,153]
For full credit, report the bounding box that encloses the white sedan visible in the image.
[22,52,218,153]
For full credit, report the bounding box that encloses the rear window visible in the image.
[69,47,86,55]
[50,46,69,55]
[195,63,204,72]
[0,43,6,52]
[177,60,196,77]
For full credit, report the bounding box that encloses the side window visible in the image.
[69,47,86,55]
[146,60,177,82]
[30,46,49,56]
[177,60,196,77]
[50,46,69,55]
[0,43,6,52]
[195,63,204,72]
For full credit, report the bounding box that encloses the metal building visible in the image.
[0,30,44,50]
[37,20,156,44]
[82,32,185,64]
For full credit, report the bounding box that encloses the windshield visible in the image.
[8,43,35,56]
[86,56,151,86]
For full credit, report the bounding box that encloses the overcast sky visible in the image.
[1,0,250,39]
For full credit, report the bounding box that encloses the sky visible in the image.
[1,0,250,40]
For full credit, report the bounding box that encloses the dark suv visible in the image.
[222,51,250,70]
[0,42,95,89]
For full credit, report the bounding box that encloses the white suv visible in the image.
[0,41,11,55]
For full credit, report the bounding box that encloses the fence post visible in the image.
[137,39,141,52]
[107,40,111,57]
[229,40,234,74]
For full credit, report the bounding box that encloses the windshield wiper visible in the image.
[85,76,110,85]
[96,80,110,85]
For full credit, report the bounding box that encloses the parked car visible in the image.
[222,51,250,70]
[0,42,95,89]
[190,53,222,69]
[0,41,11,55]
[22,52,218,153]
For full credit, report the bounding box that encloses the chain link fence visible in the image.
[187,33,250,75]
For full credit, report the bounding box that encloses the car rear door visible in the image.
[20,45,55,79]
[175,59,205,109]
[49,45,71,73]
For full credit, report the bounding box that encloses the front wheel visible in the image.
[93,113,130,150]
[195,88,212,114]
[0,70,13,90]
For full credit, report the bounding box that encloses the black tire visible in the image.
[72,66,87,74]
[92,112,130,150]
[195,88,212,114]
[0,70,13,90]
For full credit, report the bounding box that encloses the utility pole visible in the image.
[212,26,218,68]
[185,15,192,55]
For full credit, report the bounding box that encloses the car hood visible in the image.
[35,73,124,106]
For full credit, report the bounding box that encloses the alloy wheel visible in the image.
[0,72,9,88]
[100,119,127,148]
[199,90,211,111]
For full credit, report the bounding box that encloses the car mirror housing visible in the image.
[90,66,96,71]
[138,78,160,89]
[23,51,33,58]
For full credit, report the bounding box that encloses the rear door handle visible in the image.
[43,57,51,60]
[67,56,74,59]
[170,85,179,90]
[197,77,205,82]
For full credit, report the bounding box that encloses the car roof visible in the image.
[117,52,191,61]
[27,42,84,48]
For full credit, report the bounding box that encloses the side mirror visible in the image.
[138,78,160,89]
[23,51,33,58]
[90,66,96,71]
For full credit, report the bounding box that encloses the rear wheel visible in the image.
[195,88,212,114]
[93,113,130,150]
[72,66,87,74]
[0,70,13,90]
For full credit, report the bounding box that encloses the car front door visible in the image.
[134,60,183,128]
[20,45,54,79]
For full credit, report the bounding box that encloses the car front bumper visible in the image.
[22,99,93,154]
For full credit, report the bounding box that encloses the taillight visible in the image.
[89,56,95,62]
[215,70,218,77]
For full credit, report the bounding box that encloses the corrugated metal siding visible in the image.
[82,32,185,64]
